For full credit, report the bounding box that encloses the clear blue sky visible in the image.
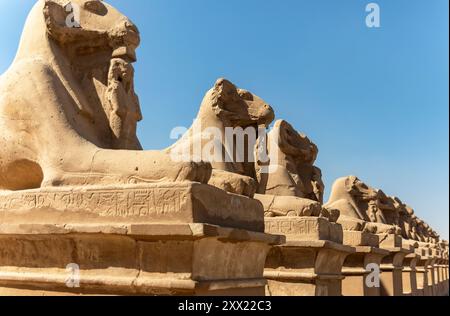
[0,0,448,239]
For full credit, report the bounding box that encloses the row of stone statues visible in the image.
[326,176,441,242]
[170,76,445,250]
[0,0,447,296]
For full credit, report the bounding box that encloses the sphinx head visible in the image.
[44,0,140,63]
[272,120,319,166]
[41,0,142,149]
[207,79,275,129]
[344,176,379,202]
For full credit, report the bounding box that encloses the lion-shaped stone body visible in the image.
[0,0,210,190]
[325,176,399,233]
[166,78,274,197]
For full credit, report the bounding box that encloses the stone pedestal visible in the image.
[427,248,445,296]
[378,234,412,296]
[341,231,389,296]
[436,264,449,296]
[402,253,420,296]
[415,248,432,296]
[434,255,449,296]
[432,251,441,295]
[264,217,355,296]
[0,183,283,296]
[426,256,437,296]
[440,258,449,295]
[439,261,449,296]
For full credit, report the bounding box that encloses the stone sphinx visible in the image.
[387,197,405,228]
[0,0,282,296]
[254,120,353,296]
[325,177,428,297]
[397,204,437,244]
[377,194,400,225]
[0,0,211,190]
[424,224,440,244]
[414,218,428,243]
[397,203,418,240]
[166,78,274,197]
[255,120,332,219]
[257,120,324,202]
[325,176,398,234]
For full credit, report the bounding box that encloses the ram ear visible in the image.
[345,176,359,194]
[44,0,106,44]
[213,78,239,101]
[44,0,71,40]
[277,120,303,156]
[237,89,254,101]
[211,78,240,119]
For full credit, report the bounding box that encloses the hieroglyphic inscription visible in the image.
[0,187,189,218]
[265,218,326,237]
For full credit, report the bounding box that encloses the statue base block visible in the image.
[265,217,343,243]
[379,246,412,296]
[415,252,432,296]
[0,183,283,296]
[0,223,281,296]
[341,231,388,296]
[0,183,265,232]
[343,231,380,248]
[402,253,420,296]
[378,233,403,248]
[264,240,355,296]
[436,264,449,296]
[341,246,389,296]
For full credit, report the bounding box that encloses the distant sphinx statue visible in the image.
[0,1,288,296]
[397,203,417,239]
[414,218,428,242]
[398,201,426,242]
[324,176,398,233]
[0,0,211,190]
[257,120,325,202]
[167,78,275,197]
[377,195,403,231]
[428,227,440,244]
[254,120,335,220]
[396,204,438,244]
[440,240,449,259]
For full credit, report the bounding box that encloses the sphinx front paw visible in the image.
[321,207,340,223]
[255,194,323,217]
[338,216,367,232]
[174,161,212,184]
[208,170,257,197]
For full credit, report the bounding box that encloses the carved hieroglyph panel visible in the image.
[0,183,266,232]
[265,217,330,241]
[0,186,189,218]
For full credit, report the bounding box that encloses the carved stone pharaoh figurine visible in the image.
[0,0,211,190]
